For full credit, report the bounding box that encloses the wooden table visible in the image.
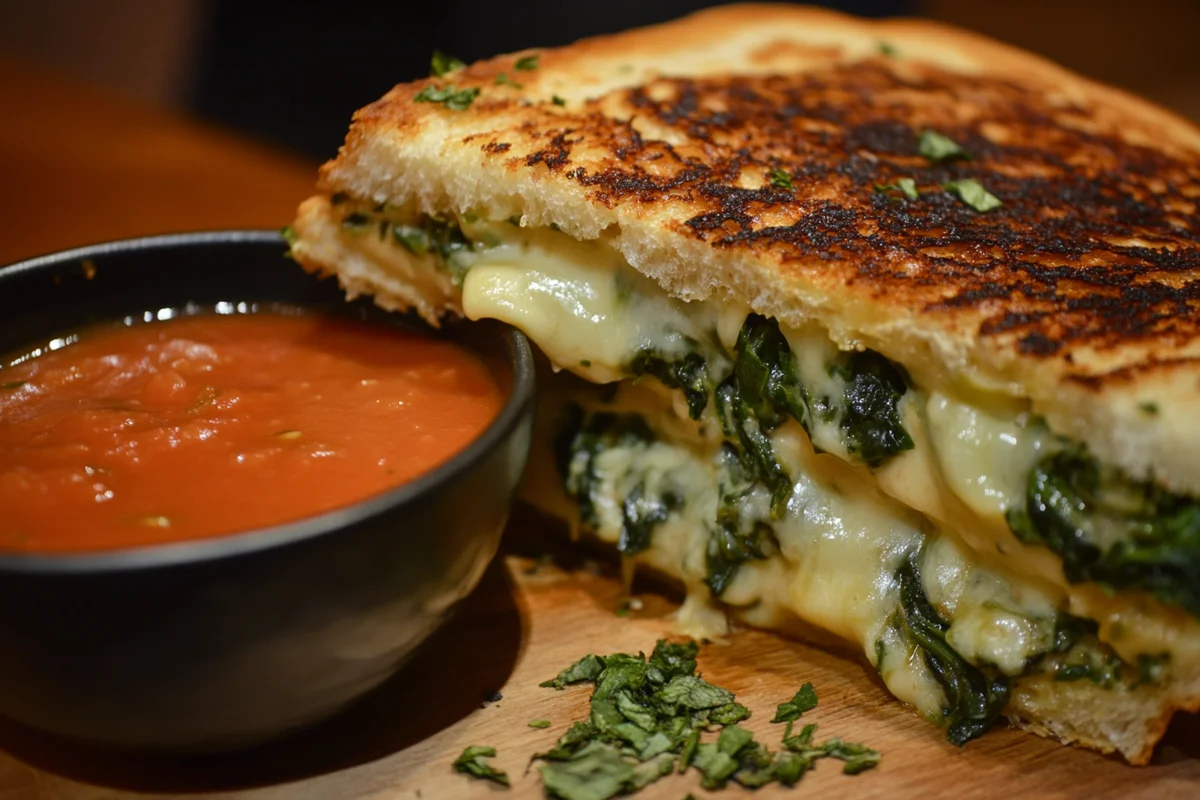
[1,58,1199,800]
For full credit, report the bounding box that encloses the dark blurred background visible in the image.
[2,0,1198,163]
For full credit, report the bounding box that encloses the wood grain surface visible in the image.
[0,520,1196,800]
[0,56,1198,800]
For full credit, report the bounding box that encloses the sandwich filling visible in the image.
[293,198,1200,753]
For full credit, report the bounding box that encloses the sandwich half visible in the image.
[286,4,1200,764]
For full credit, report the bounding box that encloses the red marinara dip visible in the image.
[0,312,504,552]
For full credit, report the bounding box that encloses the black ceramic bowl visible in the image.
[0,231,535,752]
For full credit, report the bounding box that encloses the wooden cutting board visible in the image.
[0,518,1196,800]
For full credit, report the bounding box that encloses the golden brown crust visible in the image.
[311,3,1200,494]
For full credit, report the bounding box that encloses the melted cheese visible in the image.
[461,223,719,385]
[335,215,1200,687]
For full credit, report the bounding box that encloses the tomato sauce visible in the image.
[0,313,504,552]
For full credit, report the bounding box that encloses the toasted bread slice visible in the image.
[308,2,1200,496]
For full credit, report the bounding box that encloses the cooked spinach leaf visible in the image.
[706,444,778,596]
[1006,447,1200,618]
[627,345,710,419]
[558,410,682,556]
[620,481,682,555]
[826,351,914,467]
[892,551,1010,745]
[715,315,808,514]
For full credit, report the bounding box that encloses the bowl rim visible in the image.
[0,230,536,575]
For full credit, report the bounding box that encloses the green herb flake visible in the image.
[551,95,567,106]
[539,741,633,800]
[525,639,886,794]
[691,743,739,790]
[823,739,882,774]
[878,41,898,57]
[768,168,794,190]
[771,682,818,722]
[280,225,298,247]
[944,179,1003,212]
[540,653,607,689]
[1139,400,1160,416]
[529,719,552,728]
[655,675,734,709]
[495,73,523,89]
[452,745,509,786]
[414,84,480,111]
[1,381,27,390]
[918,129,971,162]
[429,49,465,77]
[874,177,920,200]
[515,54,540,71]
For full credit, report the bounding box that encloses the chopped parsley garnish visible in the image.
[515,54,540,71]
[552,95,567,106]
[874,177,919,200]
[768,168,794,190]
[822,738,882,774]
[1,381,27,390]
[540,653,607,689]
[519,639,879,798]
[918,129,971,162]
[452,745,510,786]
[771,682,818,722]
[529,719,552,728]
[878,41,898,57]
[414,84,480,111]
[429,49,465,77]
[1139,401,1160,416]
[943,179,1003,212]
[495,73,523,89]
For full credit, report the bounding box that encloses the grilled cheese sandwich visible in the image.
[287,4,1200,762]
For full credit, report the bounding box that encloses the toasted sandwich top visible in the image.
[317,4,1200,492]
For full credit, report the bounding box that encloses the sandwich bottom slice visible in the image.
[288,199,1199,764]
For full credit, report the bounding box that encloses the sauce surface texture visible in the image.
[0,313,504,552]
